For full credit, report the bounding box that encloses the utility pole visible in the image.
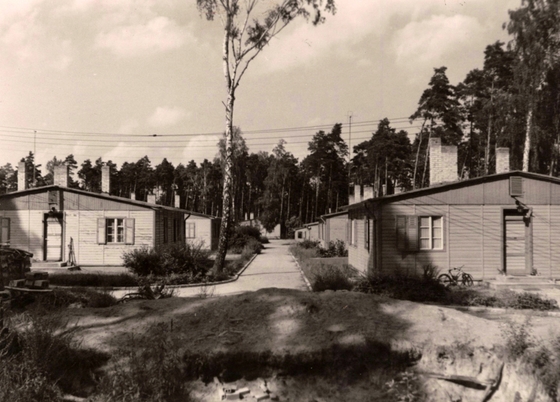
[347,112,353,200]
[33,130,36,188]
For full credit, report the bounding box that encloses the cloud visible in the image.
[95,16,192,57]
[117,119,140,134]
[392,14,484,72]
[147,106,188,128]
[182,134,221,163]
[0,4,74,70]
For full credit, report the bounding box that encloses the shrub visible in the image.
[465,290,559,311]
[299,239,321,249]
[317,240,348,257]
[353,272,448,303]
[311,264,353,292]
[122,242,212,279]
[228,225,265,254]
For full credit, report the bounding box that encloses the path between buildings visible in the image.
[112,239,309,299]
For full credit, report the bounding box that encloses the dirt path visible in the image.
[112,240,309,299]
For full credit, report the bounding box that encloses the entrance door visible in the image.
[45,216,62,261]
[504,214,528,275]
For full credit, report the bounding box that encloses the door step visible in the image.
[31,261,67,269]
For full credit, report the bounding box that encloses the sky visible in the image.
[0,0,521,173]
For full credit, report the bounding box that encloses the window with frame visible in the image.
[0,217,10,246]
[396,215,442,251]
[98,218,134,245]
[186,222,196,239]
[163,217,169,244]
[173,219,178,243]
[419,216,443,250]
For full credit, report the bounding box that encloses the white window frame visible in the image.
[106,218,124,244]
[186,222,196,239]
[98,218,134,245]
[419,216,443,250]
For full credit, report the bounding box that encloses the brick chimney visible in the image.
[354,184,362,203]
[130,191,136,200]
[496,148,510,174]
[53,164,69,187]
[147,194,156,204]
[429,137,458,186]
[17,161,27,191]
[174,191,180,208]
[101,165,110,193]
[363,185,374,200]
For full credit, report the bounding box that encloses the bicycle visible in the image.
[118,282,171,303]
[437,265,474,287]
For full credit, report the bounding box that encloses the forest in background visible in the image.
[0,0,559,237]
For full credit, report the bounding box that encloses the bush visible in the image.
[465,290,558,311]
[353,272,448,303]
[299,239,321,249]
[317,240,348,257]
[228,225,265,254]
[122,242,212,279]
[311,264,353,292]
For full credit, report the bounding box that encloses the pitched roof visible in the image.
[0,185,217,218]
[347,170,560,211]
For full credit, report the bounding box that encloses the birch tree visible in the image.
[196,0,336,273]
[507,0,560,171]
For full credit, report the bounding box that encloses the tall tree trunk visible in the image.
[213,93,235,273]
[523,108,532,172]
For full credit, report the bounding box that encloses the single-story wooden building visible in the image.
[347,170,560,280]
[0,163,220,266]
[0,184,189,266]
[318,210,348,248]
[294,222,319,242]
[185,212,221,250]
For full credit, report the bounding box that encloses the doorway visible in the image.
[44,214,63,261]
[503,210,531,276]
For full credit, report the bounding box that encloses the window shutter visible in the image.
[396,216,406,250]
[1,218,10,245]
[97,218,106,244]
[407,216,419,251]
[125,218,135,245]
[510,177,523,196]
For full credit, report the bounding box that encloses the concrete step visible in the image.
[31,261,68,269]
[484,276,559,290]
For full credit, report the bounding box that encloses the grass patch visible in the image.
[311,263,354,292]
[49,272,139,287]
[34,287,118,309]
[0,314,109,400]
[500,320,560,400]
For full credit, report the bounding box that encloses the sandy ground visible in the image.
[57,286,560,401]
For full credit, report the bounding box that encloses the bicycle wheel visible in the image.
[437,273,453,287]
[461,273,474,287]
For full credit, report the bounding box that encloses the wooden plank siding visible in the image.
[348,173,560,279]
[0,187,194,266]
[185,215,213,249]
